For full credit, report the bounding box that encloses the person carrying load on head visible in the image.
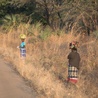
[17,34,26,59]
[67,41,80,84]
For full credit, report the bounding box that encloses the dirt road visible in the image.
[0,58,37,98]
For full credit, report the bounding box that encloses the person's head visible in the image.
[71,47,77,52]
[21,38,25,42]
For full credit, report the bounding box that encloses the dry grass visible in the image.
[0,25,98,98]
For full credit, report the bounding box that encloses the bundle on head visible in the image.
[69,41,79,49]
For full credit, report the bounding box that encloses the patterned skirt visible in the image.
[68,65,78,83]
[20,48,26,58]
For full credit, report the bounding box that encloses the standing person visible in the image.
[67,44,80,84]
[18,34,26,59]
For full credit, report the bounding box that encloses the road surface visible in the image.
[0,58,37,98]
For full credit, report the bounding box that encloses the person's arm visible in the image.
[78,53,81,70]
[67,53,71,59]
[23,42,26,48]
[78,53,81,62]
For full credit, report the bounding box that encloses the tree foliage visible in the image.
[0,0,98,35]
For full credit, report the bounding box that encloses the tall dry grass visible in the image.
[0,24,98,98]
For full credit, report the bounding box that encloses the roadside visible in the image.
[0,57,37,98]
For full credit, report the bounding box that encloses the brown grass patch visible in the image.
[0,27,98,98]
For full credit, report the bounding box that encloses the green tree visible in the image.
[0,0,98,35]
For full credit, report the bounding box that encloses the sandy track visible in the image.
[0,58,37,98]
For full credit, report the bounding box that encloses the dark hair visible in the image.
[71,47,77,51]
[21,39,25,42]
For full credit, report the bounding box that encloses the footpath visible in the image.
[0,58,37,98]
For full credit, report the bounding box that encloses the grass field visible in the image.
[0,24,98,98]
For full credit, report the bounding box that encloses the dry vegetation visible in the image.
[0,24,98,98]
